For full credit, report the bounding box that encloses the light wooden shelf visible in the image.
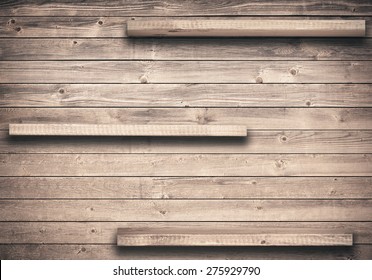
[117,228,353,246]
[127,19,365,37]
[9,124,247,137]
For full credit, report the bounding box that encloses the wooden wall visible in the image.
[0,0,371,259]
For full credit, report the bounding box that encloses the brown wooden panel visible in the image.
[117,231,353,246]
[2,38,372,60]
[0,200,370,221]
[0,177,371,199]
[1,17,372,38]
[2,84,371,108]
[2,108,372,130]
[127,20,365,37]
[0,244,371,259]
[1,154,371,176]
[1,1,371,16]
[0,222,370,244]
[1,130,372,154]
[1,61,371,83]
[8,124,247,137]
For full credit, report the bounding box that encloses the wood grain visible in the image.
[9,124,247,137]
[117,231,353,246]
[1,61,371,83]
[2,130,372,154]
[2,244,371,259]
[0,222,370,244]
[3,38,372,60]
[1,1,371,16]
[2,108,372,130]
[2,84,372,108]
[127,20,365,37]
[1,17,372,38]
[1,177,371,199]
[1,154,371,176]
[0,200,370,221]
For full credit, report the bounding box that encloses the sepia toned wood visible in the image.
[2,84,372,108]
[1,130,372,154]
[0,222,370,244]
[1,17,372,38]
[127,20,365,37]
[1,177,371,199]
[1,61,371,83]
[1,154,371,177]
[2,38,372,61]
[1,1,371,16]
[0,200,371,221]
[117,230,353,246]
[1,244,371,260]
[2,108,372,130]
[9,124,247,137]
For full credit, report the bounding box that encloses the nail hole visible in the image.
[10,19,15,24]
[256,77,263,83]
[59,89,65,94]
[290,68,298,75]
[15,27,21,32]
[98,20,103,25]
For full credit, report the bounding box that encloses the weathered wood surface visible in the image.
[1,1,371,16]
[2,108,372,130]
[2,244,371,259]
[2,84,372,108]
[0,200,371,221]
[2,38,372,60]
[1,154,371,176]
[1,61,371,83]
[127,20,365,37]
[1,17,372,38]
[1,222,370,244]
[117,231,353,246]
[2,130,372,154]
[9,124,247,137]
[1,177,371,199]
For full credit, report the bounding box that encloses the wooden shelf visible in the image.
[117,228,353,246]
[126,19,365,37]
[9,124,247,137]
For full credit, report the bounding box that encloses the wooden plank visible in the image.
[1,1,371,16]
[127,20,365,37]
[117,231,353,246]
[1,61,371,83]
[2,108,372,130]
[1,177,371,199]
[1,244,371,260]
[0,200,370,221]
[3,38,372,60]
[2,130,372,154]
[8,124,247,137]
[1,154,371,177]
[1,17,372,38]
[1,222,370,244]
[2,84,372,108]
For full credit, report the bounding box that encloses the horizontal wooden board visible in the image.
[127,20,365,37]
[2,244,371,259]
[0,222,370,244]
[2,130,372,154]
[0,200,371,221]
[2,108,372,130]
[1,154,371,176]
[3,38,372,60]
[1,17,372,38]
[8,124,247,137]
[1,61,371,83]
[2,84,372,107]
[1,177,371,199]
[117,232,353,246]
[1,1,371,16]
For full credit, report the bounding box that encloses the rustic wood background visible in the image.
[0,0,371,259]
